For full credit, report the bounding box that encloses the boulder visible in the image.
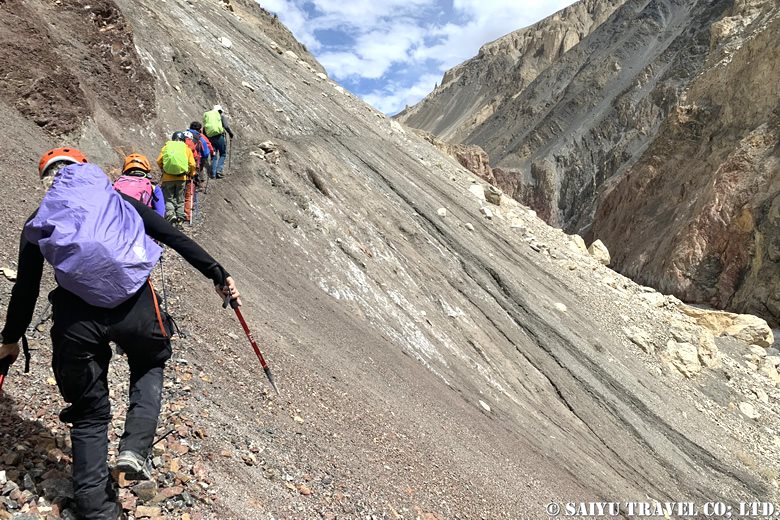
[567,234,588,255]
[623,326,654,354]
[679,305,774,347]
[588,239,610,265]
[660,340,701,378]
[485,185,502,206]
[468,184,486,201]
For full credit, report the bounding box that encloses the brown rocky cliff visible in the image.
[592,1,780,324]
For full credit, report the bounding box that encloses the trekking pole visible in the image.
[227,136,232,172]
[188,178,194,226]
[223,295,279,395]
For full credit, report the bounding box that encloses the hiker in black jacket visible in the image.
[0,148,241,520]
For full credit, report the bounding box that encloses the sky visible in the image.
[258,1,577,115]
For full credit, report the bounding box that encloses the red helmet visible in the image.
[38,147,88,178]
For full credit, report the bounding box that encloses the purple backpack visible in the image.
[24,163,162,308]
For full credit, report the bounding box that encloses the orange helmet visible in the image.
[38,147,88,178]
[122,153,152,174]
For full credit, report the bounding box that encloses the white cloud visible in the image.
[362,73,442,115]
[258,0,577,114]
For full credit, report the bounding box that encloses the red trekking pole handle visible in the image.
[0,358,11,394]
[223,295,279,395]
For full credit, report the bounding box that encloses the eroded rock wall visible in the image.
[592,2,780,323]
[396,0,625,142]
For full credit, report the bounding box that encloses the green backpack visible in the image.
[161,141,189,176]
[203,110,224,138]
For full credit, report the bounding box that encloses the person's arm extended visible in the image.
[1,222,45,345]
[121,194,229,285]
[221,114,234,138]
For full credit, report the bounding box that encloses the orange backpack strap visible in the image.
[148,279,168,338]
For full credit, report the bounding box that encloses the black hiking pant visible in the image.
[50,281,172,519]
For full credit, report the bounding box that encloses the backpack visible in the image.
[203,110,224,137]
[191,129,210,159]
[185,137,201,168]
[24,163,162,308]
[161,140,189,176]
[114,175,154,207]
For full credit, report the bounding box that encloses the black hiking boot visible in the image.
[116,450,152,481]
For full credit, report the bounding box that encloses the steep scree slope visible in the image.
[1,0,779,518]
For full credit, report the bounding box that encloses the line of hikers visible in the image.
[0,105,239,520]
[124,105,235,228]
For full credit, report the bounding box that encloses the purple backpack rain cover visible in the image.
[24,163,163,308]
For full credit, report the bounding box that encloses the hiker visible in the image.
[202,104,234,179]
[0,147,241,520]
[114,153,165,217]
[182,131,201,224]
[188,121,214,186]
[157,132,195,227]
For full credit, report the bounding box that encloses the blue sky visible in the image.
[258,0,577,115]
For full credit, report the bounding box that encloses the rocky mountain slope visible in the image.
[396,0,626,143]
[397,0,780,327]
[1,0,779,518]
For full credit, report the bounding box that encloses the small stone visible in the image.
[436,208,447,218]
[738,401,760,419]
[242,453,257,466]
[464,223,474,231]
[135,505,162,518]
[554,303,567,312]
[316,72,328,81]
[22,474,36,494]
[40,478,73,501]
[226,332,239,340]
[0,267,16,281]
[0,471,5,485]
[297,484,313,496]
[3,481,19,495]
[753,388,769,404]
[478,400,491,413]
[132,481,158,502]
[219,37,232,49]
[259,141,277,153]
[480,206,493,219]
[293,415,304,423]
[241,81,255,92]
[149,485,183,505]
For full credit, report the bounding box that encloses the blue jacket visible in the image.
[189,129,211,159]
[152,184,165,217]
